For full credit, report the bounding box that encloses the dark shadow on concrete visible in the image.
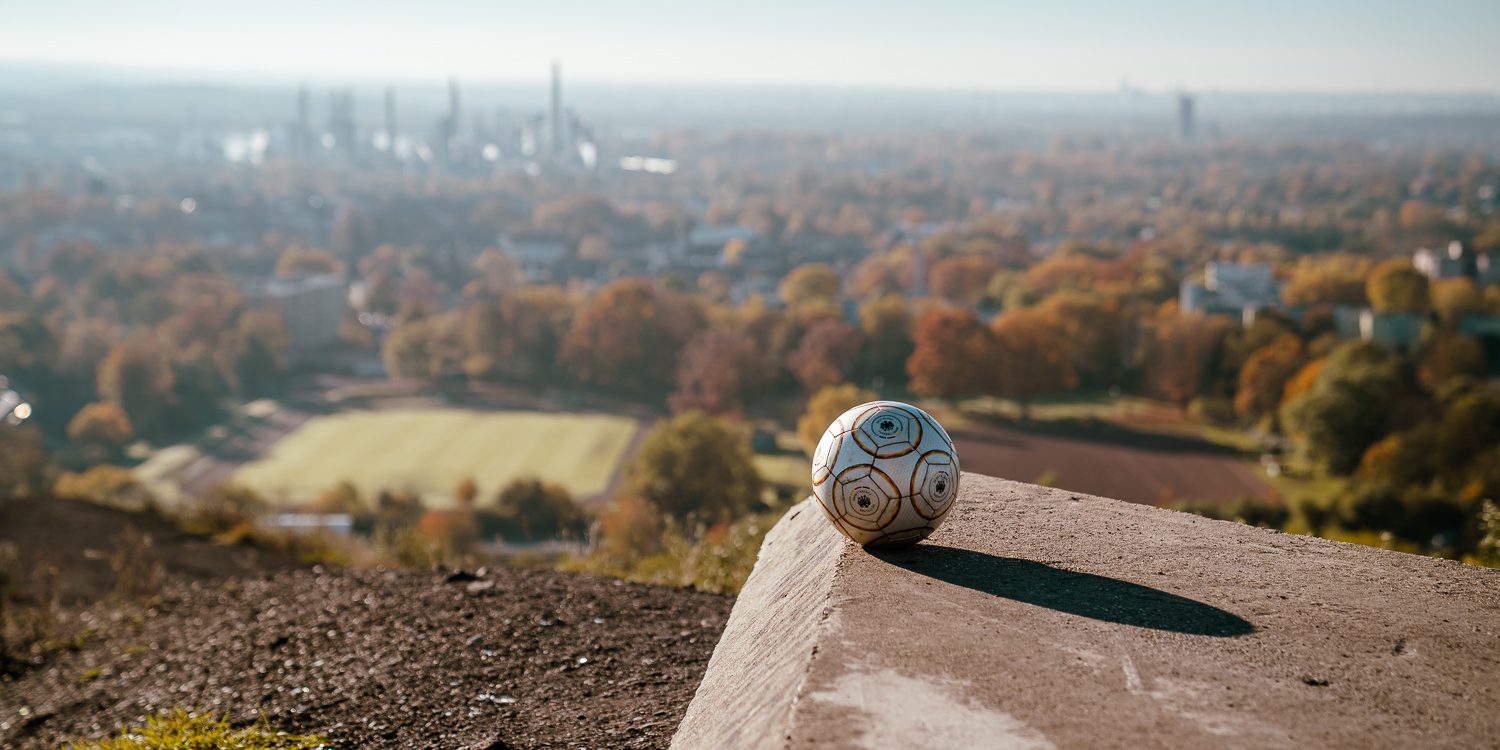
[872,545,1255,637]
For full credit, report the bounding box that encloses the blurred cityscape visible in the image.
[1,0,1500,742]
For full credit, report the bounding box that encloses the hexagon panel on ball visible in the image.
[810,400,960,548]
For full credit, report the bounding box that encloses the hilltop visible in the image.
[1,565,731,749]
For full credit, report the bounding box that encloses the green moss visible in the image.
[67,711,329,750]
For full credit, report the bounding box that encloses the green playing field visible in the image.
[232,409,640,507]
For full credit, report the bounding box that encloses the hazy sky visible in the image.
[3,0,1498,92]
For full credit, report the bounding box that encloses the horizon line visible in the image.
[2,59,1498,99]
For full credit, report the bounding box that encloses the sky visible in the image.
[2,0,1498,93]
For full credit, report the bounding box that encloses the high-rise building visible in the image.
[550,61,563,156]
[1175,92,1196,141]
[384,86,398,146]
[328,88,356,156]
[296,84,311,156]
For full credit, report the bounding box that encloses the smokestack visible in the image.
[297,84,310,154]
[448,77,461,125]
[550,61,562,156]
[384,86,397,145]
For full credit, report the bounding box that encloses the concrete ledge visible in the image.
[672,473,1500,749]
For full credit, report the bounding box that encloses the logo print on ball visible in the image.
[850,404,922,458]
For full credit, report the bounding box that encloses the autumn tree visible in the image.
[856,294,914,387]
[0,426,51,497]
[1431,278,1482,327]
[907,308,994,399]
[383,312,463,381]
[623,411,763,521]
[218,310,290,397]
[1039,292,1130,388]
[67,401,134,455]
[1366,259,1430,314]
[532,193,615,235]
[1418,333,1485,391]
[778,263,841,310]
[928,255,999,306]
[274,247,342,278]
[1234,334,1305,425]
[669,328,762,417]
[796,383,877,456]
[559,279,702,397]
[988,306,1077,416]
[1141,311,1232,407]
[789,319,862,394]
[97,337,176,436]
[469,248,523,298]
[1281,256,1370,307]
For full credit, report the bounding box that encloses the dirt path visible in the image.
[1,568,732,750]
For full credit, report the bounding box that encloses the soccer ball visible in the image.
[811,400,960,547]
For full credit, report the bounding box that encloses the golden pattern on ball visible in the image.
[811,400,960,547]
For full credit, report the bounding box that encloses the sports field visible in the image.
[231,409,640,507]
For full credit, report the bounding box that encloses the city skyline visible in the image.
[3,0,1499,93]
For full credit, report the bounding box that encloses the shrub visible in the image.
[65,710,327,750]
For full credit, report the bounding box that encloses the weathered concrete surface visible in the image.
[673,473,1500,750]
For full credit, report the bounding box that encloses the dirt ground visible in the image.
[951,423,1272,506]
[0,566,732,749]
[0,495,300,604]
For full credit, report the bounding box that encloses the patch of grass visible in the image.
[67,710,328,750]
[562,511,778,594]
[229,408,640,507]
[77,666,102,684]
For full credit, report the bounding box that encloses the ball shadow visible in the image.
[869,544,1255,637]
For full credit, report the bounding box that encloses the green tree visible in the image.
[624,411,763,521]
[778,263,841,309]
[484,477,585,541]
[1366,259,1430,314]
[1281,341,1406,474]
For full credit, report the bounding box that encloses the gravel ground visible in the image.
[0,567,733,749]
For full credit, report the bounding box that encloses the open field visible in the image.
[950,422,1274,507]
[231,409,640,507]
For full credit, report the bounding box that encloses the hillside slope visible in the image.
[1,567,732,749]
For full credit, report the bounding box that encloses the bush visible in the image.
[624,411,763,521]
[1187,396,1236,426]
[563,504,777,594]
[55,466,156,512]
[481,478,585,542]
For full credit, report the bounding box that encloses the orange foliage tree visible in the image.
[906,308,994,399]
[988,306,1078,414]
[559,280,703,396]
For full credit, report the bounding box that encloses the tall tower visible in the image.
[448,78,461,129]
[550,61,563,156]
[296,84,311,156]
[1175,92,1196,141]
[384,86,398,146]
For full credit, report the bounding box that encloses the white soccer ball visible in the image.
[811,400,960,547]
